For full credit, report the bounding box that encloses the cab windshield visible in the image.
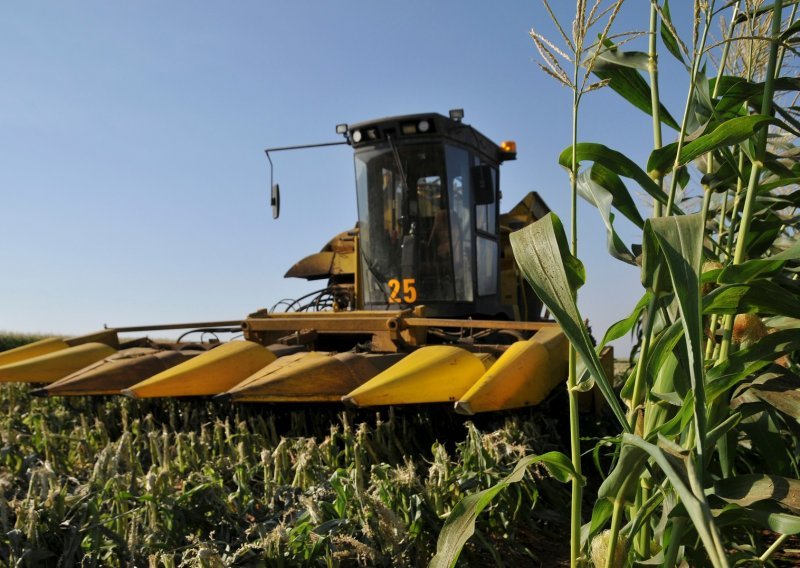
[355,143,470,307]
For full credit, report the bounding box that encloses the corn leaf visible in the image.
[746,211,785,259]
[592,48,680,130]
[712,76,800,118]
[597,443,648,505]
[645,214,705,432]
[692,69,714,129]
[706,412,743,450]
[585,163,645,228]
[640,229,673,296]
[645,323,689,399]
[583,499,614,548]
[510,213,629,430]
[576,168,637,264]
[717,237,800,283]
[647,115,775,176]
[595,44,650,70]
[703,281,800,318]
[652,389,695,439]
[760,175,800,193]
[715,474,800,514]
[706,330,800,401]
[659,0,686,65]
[600,291,653,347]
[558,143,682,214]
[780,17,800,41]
[734,0,800,25]
[746,373,800,421]
[429,451,576,568]
[744,506,800,534]
[716,502,800,534]
[624,434,727,566]
[731,408,797,477]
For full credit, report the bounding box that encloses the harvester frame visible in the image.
[0,109,609,415]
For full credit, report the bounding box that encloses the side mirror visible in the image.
[271,184,281,219]
[471,165,495,205]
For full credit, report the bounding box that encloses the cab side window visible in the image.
[473,158,498,296]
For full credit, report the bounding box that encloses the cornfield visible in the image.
[0,357,573,566]
[5,2,800,567]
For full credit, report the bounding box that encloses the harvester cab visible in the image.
[0,109,603,415]
[347,110,515,319]
[282,109,546,325]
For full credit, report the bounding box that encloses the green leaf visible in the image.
[780,17,800,42]
[558,143,682,214]
[660,0,685,65]
[716,262,782,285]
[760,176,800,193]
[652,389,695,439]
[600,291,653,347]
[703,281,800,318]
[584,499,614,547]
[701,152,749,192]
[595,43,650,70]
[646,215,708,452]
[586,163,645,228]
[510,213,630,429]
[765,315,800,329]
[715,502,800,535]
[775,103,800,137]
[731,403,797,477]
[705,411,742,450]
[715,474,800,514]
[692,68,714,129]
[643,326,688,411]
[706,330,800,402]
[597,443,648,505]
[623,434,727,566]
[429,451,576,568]
[712,76,800,119]
[746,372,800,421]
[734,1,800,26]
[576,168,637,264]
[746,211,784,259]
[647,115,776,176]
[717,238,800,283]
[640,228,673,296]
[592,47,680,130]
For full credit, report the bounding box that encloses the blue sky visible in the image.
[1,2,698,354]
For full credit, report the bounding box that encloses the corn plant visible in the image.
[434,1,800,566]
[0,373,572,567]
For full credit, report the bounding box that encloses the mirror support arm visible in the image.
[264,141,349,219]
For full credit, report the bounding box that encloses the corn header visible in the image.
[1,110,606,414]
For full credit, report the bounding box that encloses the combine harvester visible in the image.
[0,110,603,414]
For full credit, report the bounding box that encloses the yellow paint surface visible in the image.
[455,327,568,414]
[343,345,494,407]
[0,342,117,383]
[0,337,69,367]
[124,341,276,398]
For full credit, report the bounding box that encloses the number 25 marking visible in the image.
[388,278,417,303]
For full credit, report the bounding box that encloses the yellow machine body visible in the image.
[455,327,568,415]
[342,346,495,407]
[0,112,599,412]
[37,348,201,397]
[0,343,117,384]
[222,351,405,403]
[123,341,276,398]
[0,337,70,367]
